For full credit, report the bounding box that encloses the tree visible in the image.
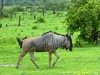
[0,0,4,17]
[66,0,100,46]
[4,0,14,6]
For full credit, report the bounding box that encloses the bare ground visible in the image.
[0,64,16,67]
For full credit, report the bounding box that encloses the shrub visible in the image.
[12,6,25,12]
[57,11,63,17]
[34,17,45,23]
[75,38,88,47]
[32,26,38,29]
[0,24,2,28]
[3,8,11,18]
[66,0,100,46]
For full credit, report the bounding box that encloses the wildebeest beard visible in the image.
[61,45,68,50]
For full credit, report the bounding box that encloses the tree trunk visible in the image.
[42,9,44,16]
[34,15,36,19]
[0,0,4,17]
[53,9,56,14]
[0,8,1,17]
[18,16,21,26]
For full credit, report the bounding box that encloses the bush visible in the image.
[66,0,100,46]
[0,24,2,28]
[34,17,45,23]
[3,8,11,18]
[75,38,88,47]
[32,26,38,29]
[3,6,24,18]
[12,6,25,12]
[57,11,63,17]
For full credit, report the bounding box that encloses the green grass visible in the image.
[0,46,100,75]
[0,11,100,75]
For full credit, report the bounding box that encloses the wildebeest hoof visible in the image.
[52,62,56,67]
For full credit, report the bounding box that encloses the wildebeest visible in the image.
[16,31,73,68]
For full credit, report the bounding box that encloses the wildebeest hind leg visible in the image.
[48,50,52,67]
[30,52,39,68]
[16,50,28,68]
[52,51,59,67]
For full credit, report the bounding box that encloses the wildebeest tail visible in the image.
[16,37,23,48]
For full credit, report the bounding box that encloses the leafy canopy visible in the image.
[66,0,100,46]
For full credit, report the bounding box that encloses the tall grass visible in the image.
[0,10,100,75]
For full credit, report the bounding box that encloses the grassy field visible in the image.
[0,11,100,75]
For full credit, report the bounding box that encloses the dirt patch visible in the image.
[0,64,16,67]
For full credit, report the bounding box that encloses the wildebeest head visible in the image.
[64,34,73,51]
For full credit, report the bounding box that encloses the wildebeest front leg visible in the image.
[48,50,52,67]
[30,52,39,68]
[16,51,28,68]
[52,51,59,67]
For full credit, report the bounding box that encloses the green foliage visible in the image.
[32,26,38,29]
[4,0,71,11]
[0,24,2,28]
[20,0,33,6]
[45,0,71,11]
[4,0,14,6]
[12,6,25,12]
[66,0,100,46]
[3,8,13,18]
[4,0,33,6]
[3,6,24,18]
[75,37,88,47]
[56,11,63,17]
[34,17,45,23]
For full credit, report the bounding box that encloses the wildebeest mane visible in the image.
[42,31,65,36]
[42,31,67,51]
[42,31,73,50]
